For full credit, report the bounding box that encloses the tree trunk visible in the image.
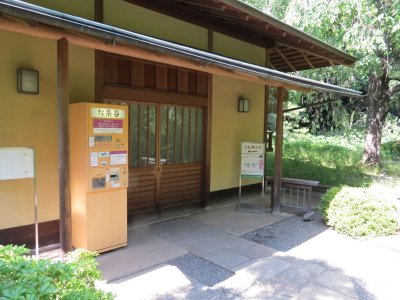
[362,70,390,166]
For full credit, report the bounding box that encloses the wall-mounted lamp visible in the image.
[238,97,250,112]
[17,68,39,95]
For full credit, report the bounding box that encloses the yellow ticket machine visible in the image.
[69,102,128,252]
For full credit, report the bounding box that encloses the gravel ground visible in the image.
[168,253,234,287]
[241,212,328,252]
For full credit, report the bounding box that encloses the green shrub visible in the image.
[319,186,399,238]
[0,245,114,300]
[318,185,343,222]
[382,140,400,160]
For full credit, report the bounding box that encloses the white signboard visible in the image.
[0,147,34,180]
[240,142,265,179]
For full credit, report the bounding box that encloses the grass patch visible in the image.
[265,132,379,187]
[382,140,400,160]
[266,156,373,187]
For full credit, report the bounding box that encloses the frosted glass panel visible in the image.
[182,108,189,163]
[175,107,182,164]
[129,104,139,167]
[189,108,196,162]
[167,107,176,164]
[160,106,168,164]
[139,104,148,167]
[196,109,203,162]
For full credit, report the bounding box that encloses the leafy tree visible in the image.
[241,0,400,166]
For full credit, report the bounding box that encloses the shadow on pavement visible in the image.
[101,255,375,300]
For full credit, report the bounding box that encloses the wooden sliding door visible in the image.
[127,103,204,214]
[159,105,204,209]
[127,103,158,213]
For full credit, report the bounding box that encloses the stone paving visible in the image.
[96,202,400,300]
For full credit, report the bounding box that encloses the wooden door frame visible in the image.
[96,51,211,210]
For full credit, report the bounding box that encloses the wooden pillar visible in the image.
[272,87,284,213]
[95,0,103,22]
[264,49,270,143]
[264,49,271,209]
[57,38,71,256]
[95,0,104,102]
[202,30,213,207]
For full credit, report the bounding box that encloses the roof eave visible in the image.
[221,0,357,63]
[0,0,363,98]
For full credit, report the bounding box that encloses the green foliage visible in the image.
[318,186,343,222]
[0,245,114,300]
[319,186,399,238]
[266,128,400,186]
[382,140,400,160]
[243,0,400,165]
[239,0,266,11]
[266,132,374,186]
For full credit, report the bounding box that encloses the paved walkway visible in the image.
[96,197,400,300]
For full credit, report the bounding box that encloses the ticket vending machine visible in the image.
[69,102,128,253]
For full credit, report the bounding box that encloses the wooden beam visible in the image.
[300,51,315,69]
[272,87,285,214]
[103,85,208,107]
[0,16,309,92]
[268,61,277,70]
[279,43,349,66]
[57,38,71,257]
[175,0,226,12]
[274,48,297,72]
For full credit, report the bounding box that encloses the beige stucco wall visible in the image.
[213,32,266,66]
[0,0,268,232]
[28,0,94,20]
[210,75,265,192]
[0,31,58,229]
[103,0,208,51]
[0,29,94,229]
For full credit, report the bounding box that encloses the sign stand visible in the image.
[238,142,265,211]
[0,147,38,258]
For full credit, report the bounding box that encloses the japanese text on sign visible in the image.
[91,108,125,119]
[240,142,265,179]
[241,142,264,155]
[93,119,123,134]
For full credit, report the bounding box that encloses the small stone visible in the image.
[303,211,315,221]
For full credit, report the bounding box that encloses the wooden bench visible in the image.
[265,177,319,212]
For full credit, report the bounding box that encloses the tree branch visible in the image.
[389,84,400,96]
[389,77,400,82]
